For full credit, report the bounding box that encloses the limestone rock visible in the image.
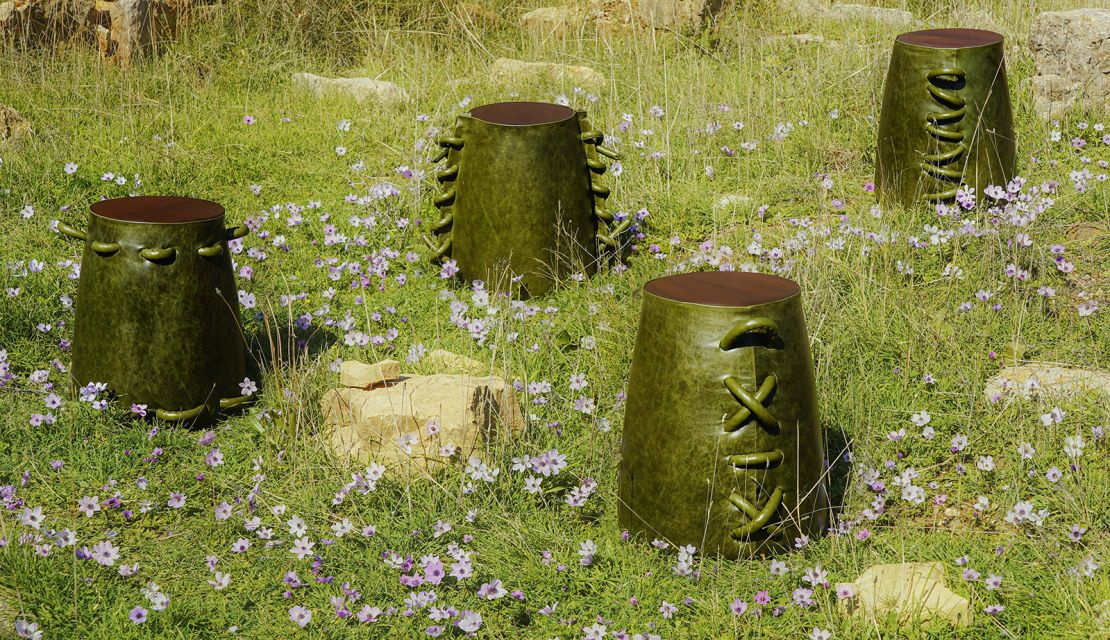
[339,359,401,389]
[1029,9,1110,119]
[0,105,31,148]
[1067,221,1107,243]
[291,72,411,106]
[985,364,1110,401]
[634,0,723,33]
[490,57,606,91]
[94,0,180,68]
[520,6,580,35]
[424,349,490,375]
[825,3,913,26]
[0,0,91,43]
[838,562,971,627]
[322,373,524,472]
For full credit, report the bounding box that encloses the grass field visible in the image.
[1,0,1109,637]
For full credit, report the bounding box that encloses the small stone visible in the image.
[490,57,606,91]
[838,562,971,627]
[322,374,524,473]
[0,105,31,148]
[1066,222,1107,243]
[985,364,1110,401]
[713,194,752,210]
[339,359,401,389]
[825,3,913,26]
[519,6,580,35]
[291,72,411,105]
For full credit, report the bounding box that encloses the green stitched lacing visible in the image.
[579,126,628,257]
[720,316,787,540]
[921,67,968,203]
[427,135,463,263]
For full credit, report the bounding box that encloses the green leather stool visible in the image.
[60,196,252,423]
[426,101,622,297]
[618,272,829,557]
[876,29,1016,207]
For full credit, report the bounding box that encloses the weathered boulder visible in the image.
[824,3,912,26]
[519,6,581,35]
[0,105,31,148]
[322,373,524,473]
[1029,9,1110,119]
[634,0,723,32]
[291,72,411,105]
[985,364,1110,401]
[94,0,179,68]
[339,359,401,389]
[838,562,971,627]
[490,57,606,91]
[0,0,92,43]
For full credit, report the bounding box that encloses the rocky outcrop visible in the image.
[1029,9,1110,119]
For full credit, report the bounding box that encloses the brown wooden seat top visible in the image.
[644,271,801,307]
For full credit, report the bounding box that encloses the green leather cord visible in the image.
[729,487,786,538]
[226,225,249,240]
[91,241,121,256]
[719,317,781,350]
[219,395,253,410]
[140,247,177,261]
[155,403,206,422]
[728,450,784,468]
[920,67,969,202]
[427,134,463,264]
[723,374,779,432]
[58,221,87,241]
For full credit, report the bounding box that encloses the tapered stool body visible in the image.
[618,272,829,557]
[876,29,1015,207]
[61,196,252,423]
[426,102,623,297]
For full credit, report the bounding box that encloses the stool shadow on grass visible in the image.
[822,421,854,533]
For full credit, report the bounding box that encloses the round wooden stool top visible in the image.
[644,271,801,307]
[470,102,576,126]
[91,196,224,224]
[896,28,1003,49]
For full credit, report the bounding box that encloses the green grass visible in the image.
[1,0,1109,637]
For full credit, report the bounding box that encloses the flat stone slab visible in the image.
[322,373,524,473]
[838,562,971,627]
[339,359,401,389]
[986,364,1110,401]
[490,57,606,91]
[291,72,411,105]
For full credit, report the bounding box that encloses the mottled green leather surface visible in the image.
[429,108,618,297]
[69,210,247,424]
[618,283,829,557]
[876,37,1015,207]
